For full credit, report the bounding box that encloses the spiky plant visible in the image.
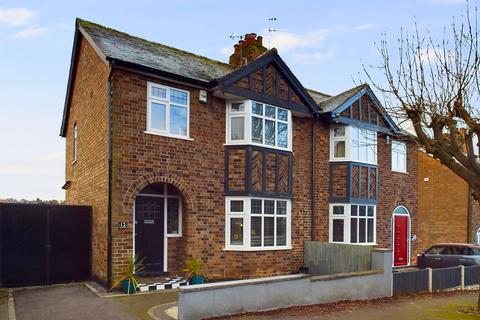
[182,257,202,278]
[110,255,145,294]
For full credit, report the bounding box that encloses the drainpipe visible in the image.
[106,60,115,290]
[311,117,317,241]
[467,185,472,243]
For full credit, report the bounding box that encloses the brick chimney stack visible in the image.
[229,33,268,68]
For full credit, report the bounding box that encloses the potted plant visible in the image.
[111,256,145,294]
[183,257,204,284]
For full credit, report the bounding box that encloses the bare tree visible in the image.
[365,5,480,311]
[366,7,480,197]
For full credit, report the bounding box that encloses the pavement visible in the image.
[8,283,479,320]
[227,291,479,320]
[0,289,8,320]
[10,283,178,320]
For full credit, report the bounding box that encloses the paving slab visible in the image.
[13,284,135,320]
[0,290,8,320]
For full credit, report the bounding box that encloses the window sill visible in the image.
[330,242,377,246]
[329,159,378,166]
[166,234,182,238]
[391,169,409,174]
[144,130,193,141]
[224,142,292,153]
[223,246,292,252]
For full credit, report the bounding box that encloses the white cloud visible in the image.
[353,23,376,31]
[13,26,50,38]
[292,48,336,64]
[0,7,36,26]
[264,29,329,52]
[220,45,231,56]
[419,47,455,64]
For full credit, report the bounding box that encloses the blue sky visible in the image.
[0,0,473,200]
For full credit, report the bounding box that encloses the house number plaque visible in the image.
[117,222,128,229]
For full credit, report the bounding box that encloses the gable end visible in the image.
[217,50,318,115]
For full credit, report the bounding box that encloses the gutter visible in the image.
[311,117,317,240]
[109,58,213,89]
[106,61,115,290]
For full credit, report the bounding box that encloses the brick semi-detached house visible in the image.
[60,19,418,287]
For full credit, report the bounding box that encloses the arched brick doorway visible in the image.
[123,173,196,275]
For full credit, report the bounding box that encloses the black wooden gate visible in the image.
[0,203,91,288]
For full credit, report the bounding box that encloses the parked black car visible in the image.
[417,243,480,269]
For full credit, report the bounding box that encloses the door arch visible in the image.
[133,182,182,274]
[392,206,411,267]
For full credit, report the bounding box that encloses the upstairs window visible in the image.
[330,126,377,164]
[351,127,377,164]
[391,141,407,172]
[146,82,190,139]
[73,122,78,163]
[227,100,292,151]
[331,127,346,159]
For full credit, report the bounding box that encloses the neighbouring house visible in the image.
[417,151,480,252]
[60,18,418,287]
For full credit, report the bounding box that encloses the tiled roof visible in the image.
[78,19,235,83]
[306,89,331,105]
[318,84,369,113]
[77,18,339,103]
[64,19,397,135]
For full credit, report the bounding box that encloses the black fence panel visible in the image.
[432,266,461,291]
[0,203,91,288]
[393,269,429,296]
[465,265,480,286]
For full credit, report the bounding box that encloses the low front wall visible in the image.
[178,249,392,320]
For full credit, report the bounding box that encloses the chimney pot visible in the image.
[229,32,267,68]
[256,35,263,46]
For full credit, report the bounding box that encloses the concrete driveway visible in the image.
[11,283,178,320]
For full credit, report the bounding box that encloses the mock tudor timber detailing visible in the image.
[61,18,418,286]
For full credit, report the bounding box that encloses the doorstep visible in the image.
[137,276,189,292]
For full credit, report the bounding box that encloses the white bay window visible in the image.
[225,197,291,250]
[329,204,376,245]
[330,126,377,164]
[227,100,292,150]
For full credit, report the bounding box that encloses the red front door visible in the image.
[393,215,409,266]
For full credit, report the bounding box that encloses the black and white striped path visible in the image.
[137,277,189,292]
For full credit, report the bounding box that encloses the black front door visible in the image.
[135,196,165,273]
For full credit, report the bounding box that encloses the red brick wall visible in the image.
[109,67,315,281]
[377,137,418,262]
[313,120,331,242]
[64,35,110,283]
[417,151,480,252]
[330,164,348,198]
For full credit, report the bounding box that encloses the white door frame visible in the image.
[391,206,411,267]
[132,184,182,273]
